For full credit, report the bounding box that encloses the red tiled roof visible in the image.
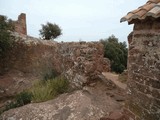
[120,0,160,23]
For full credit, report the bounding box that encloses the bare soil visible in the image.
[103,72,127,90]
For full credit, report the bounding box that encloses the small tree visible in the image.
[39,22,62,40]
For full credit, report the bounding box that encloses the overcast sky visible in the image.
[0,0,147,42]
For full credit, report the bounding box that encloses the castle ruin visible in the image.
[13,13,27,35]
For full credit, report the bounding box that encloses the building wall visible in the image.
[13,13,27,35]
[124,19,160,120]
[0,34,110,98]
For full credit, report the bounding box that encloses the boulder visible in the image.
[1,86,121,120]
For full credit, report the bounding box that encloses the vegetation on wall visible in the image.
[100,35,128,73]
[0,15,14,58]
[39,22,62,40]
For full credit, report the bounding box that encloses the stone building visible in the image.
[121,0,160,119]
[12,13,27,35]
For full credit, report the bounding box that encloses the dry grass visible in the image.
[30,76,69,103]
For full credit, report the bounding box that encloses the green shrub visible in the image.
[0,15,14,58]
[31,76,69,102]
[4,101,18,111]
[100,35,128,73]
[0,91,32,114]
[16,91,32,106]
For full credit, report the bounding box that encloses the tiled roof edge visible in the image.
[120,0,160,24]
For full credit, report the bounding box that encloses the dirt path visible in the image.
[102,72,127,90]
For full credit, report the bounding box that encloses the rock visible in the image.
[106,90,126,102]
[114,95,125,102]
[106,91,115,97]
[98,74,117,90]
[1,89,121,120]
[100,110,128,120]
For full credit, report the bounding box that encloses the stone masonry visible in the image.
[120,0,160,119]
[12,13,27,35]
[0,33,110,98]
[124,19,160,120]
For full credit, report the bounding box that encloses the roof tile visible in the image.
[148,0,160,3]
[149,6,160,14]
[141,3,155,11]
[120,0,160,23]
[136,9,148,17]
[130,8,141,14]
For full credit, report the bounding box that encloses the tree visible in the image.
[100,35,128,73]
[39,22,62,40]
[0,15,14,57]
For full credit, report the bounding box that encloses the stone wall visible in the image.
[124,18,160,120]
[12,13,27,35]
[0,33,110,98]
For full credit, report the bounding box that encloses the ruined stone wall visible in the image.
[0,33,110,97]
[124,19,160,120]
[13,13,27,35]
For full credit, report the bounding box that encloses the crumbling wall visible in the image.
[0,33,110,97]
[124,19,160,120]
[13,13,27,35]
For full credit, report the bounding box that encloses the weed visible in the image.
[30,76,69,103]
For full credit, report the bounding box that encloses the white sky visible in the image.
[0,0,147,42]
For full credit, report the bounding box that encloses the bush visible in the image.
[100,35,128,73]
[16,91,32,106]
[0,15,14,58]
[30,76,69,102]
[3,102,18,113]
[0,91,32,114]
